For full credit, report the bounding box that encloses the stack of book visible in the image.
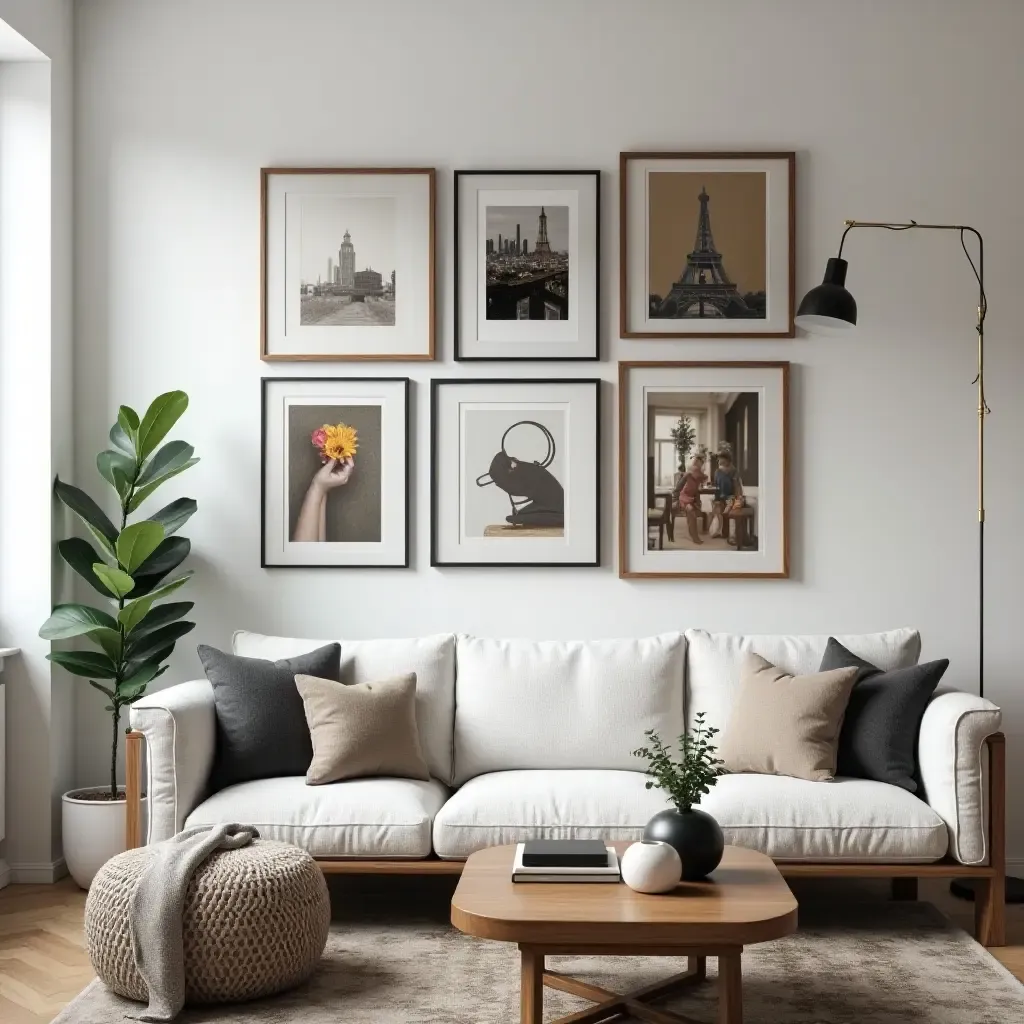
[511,839,621,883]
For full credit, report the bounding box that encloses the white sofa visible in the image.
[128,628,1006,944]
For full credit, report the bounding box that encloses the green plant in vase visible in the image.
[670,415,696,472]
[633,712,727,880]
[40,391,198,801]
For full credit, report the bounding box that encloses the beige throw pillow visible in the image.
[294,672,430,785]
[720,654,859,782]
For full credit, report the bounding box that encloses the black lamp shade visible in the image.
[795,257,857,331]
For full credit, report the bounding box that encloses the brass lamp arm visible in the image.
[836,219,985,319]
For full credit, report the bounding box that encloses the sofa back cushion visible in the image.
[452,633,685,785]
[684,628,921,735]
[231,631,456,783]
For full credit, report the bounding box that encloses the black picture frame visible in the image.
[261,376,411,569]
[454,170,601,362]
[430,377,602,567]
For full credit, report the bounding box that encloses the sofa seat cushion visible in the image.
[433,770,672,859]
[431,770,949,863]
[185,776,449,859]
[701,773,949,862]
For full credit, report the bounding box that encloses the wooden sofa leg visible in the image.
[125,730,144,850]
[975,877,1006,948]
[891,877,918,901]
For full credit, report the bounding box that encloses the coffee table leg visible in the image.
[718,950,742,1024]
[520,945,544,1024]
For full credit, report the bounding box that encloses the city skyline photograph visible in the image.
[484,205,570,321]
[298,194,397,326]
[485,204,569,254]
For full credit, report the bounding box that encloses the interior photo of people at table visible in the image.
[647,390,759,552]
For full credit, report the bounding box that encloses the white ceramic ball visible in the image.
[620,840,682,894]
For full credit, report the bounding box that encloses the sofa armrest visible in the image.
[129,679,216,843]
[917,690,1002,865]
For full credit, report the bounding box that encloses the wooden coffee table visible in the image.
[451,843,797,1024]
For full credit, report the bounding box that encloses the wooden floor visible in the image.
[1,877,1021,1023]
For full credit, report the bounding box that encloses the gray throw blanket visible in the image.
[128,823,260,1022]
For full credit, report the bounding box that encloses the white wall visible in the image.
[0,0,74,879]
[73,0,1024,858]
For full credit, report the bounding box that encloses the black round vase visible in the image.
[643,808,724,881]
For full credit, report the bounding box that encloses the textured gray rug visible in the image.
[56,878,1023,1023]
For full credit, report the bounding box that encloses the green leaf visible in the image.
[123,644,175,682]
[148,498,196,538]
[126,620,195,661]
[112,467,132,500]
[129,571,192,605]
[118,577,192,630]
[96,450,137,494]
[137,391,188,460]
[117,595,155,633]
[127,460,199,513]
[58,539,111,596]
[91,627,123,661]
[54,477,118,553]
[115,521,165,574]
[46,650,117,679]
[117,661,166,700]
[109,421,135,456]
[136,440,194,488]
[131,538,190,595]
[92,563,135,599]
[120,601,193,637]
[88,680,116,699]
[39,603,118,640]
[118,405,140,433]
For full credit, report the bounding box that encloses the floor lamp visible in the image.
[796,219,1022,904]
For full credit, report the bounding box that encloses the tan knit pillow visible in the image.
[720,654,859,781]
[294,672,430,785]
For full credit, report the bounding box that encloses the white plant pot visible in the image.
[621,840,683,894]
[62,787,147,890]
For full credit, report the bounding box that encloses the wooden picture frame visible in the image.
[453,170,601,361]
[260,167,435,361]
[618,361,790,579]
[261,376,410,568]
[619,152,796,338]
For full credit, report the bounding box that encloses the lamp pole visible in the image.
[796,221,1019,904]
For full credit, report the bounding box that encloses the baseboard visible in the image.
[0,859,10,889]
[1006,858,1024,876]
[8,857,68,884]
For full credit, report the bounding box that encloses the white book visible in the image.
[511,843,621,883]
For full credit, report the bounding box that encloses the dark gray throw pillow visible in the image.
[198,642,341,791]
[819,637,948,792]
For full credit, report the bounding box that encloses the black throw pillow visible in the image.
[198,642,341,792]
[819,637,948,792]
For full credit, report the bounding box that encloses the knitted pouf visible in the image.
[84,839,330,1005]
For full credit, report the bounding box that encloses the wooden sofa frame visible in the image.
[124,730,1007,947]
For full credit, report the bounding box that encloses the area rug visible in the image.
[56,879,1023,1023]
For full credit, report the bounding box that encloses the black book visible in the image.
[521,839,610,868]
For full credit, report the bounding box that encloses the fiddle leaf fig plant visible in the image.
[40,391,198,799]
[632,712,725,812]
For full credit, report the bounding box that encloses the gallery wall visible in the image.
[73,0,1024,860]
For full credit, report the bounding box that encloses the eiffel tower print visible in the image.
[654,186,760,319]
